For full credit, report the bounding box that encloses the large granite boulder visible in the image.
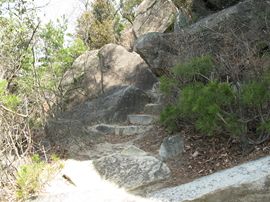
[45,85,151,158]
[174,9,192,32]
[93,146,170,190]
[148,156,270,202]
[135,0,270,75]
[61,44,157,108]
[61,50,101,107]
[133,0,177,38]
[99,44,157,91]
[119,27,136,51]
[119,0,178,50]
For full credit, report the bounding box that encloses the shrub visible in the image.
[160,55,270,150]
[16,154,63,200]
[0,79,21,109]
[160,105,181,131]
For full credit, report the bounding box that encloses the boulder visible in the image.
[133,0,177,38]
[148,156,270,202]
[174,9,192,32]
[61,44,157,109]
[134,68,158,91]
[45,85,150,158]
[191,0,214,19]
[99,44,157,92]
[159,134,184,161]
[119,28,136,51]
[135,0,270,75]
[61,50,101,107]
[173,0,241,20]
[207,0,242,10]
[93,146,170,190]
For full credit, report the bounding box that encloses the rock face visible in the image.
[45,85,150,157]
[172,0,241,20]
[61,44,157,108]
[63,85,150,124]
[159,134,184,161]
[119,28,136,51]
[135,0,270,75]
[93,146,170,190]
[119,0,178,50]
[190,0,241,19]
[148,156,270,202]
[207,0,241,10]
[99,44,157,91]
[174,9,191,32]
[133,0,177,38]
[61,50,100,106]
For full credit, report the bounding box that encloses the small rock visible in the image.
[159,134,184,161]
[192,151,199,158]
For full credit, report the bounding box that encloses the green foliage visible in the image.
[76,0,119,49]
[173,55,214,80]
[76,0,144,48]
[40,20,87,72]
[160,105,181,131]
[0,79,20,109]
[159,56,214,95]
[179,81,235,135]
[16,155,45,200]
[159,75,176,95]
[160,55,270,144]
[1,1,85,199]
[0,79,7,94]
[16,154,63,200]
[240,80,269,107]
[258,120,270,133]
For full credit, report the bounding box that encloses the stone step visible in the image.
[86,124,153,136]
[144,103,163,115]
[128,114,158,125]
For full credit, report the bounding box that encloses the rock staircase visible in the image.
[33,83,171,201]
